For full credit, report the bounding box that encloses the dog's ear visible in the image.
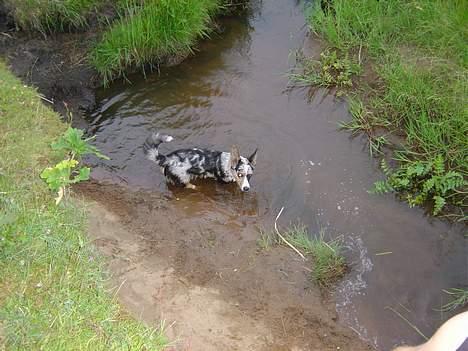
[248,148,258,167]
[230,145,241,169]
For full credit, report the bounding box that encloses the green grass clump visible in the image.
[283,225,347,288]
[5,0,102,32]
[0,61,167,350]
[438,288,468,312]
[305,0,467,218]
[257,229,278,251]
[91,0,222,84]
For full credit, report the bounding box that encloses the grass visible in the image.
[438,288,468,312]
[281,224,347,288]
[90,0,223,84]
[4,0,103,33]
[0,60,167,350]
[302,0,468,218]
[257,229,278,251]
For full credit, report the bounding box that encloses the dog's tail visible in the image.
[143,132,173,166]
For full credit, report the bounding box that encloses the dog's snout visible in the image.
[242,186,250,192]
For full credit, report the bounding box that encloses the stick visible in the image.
[385,306,429,341]
[375,251,393,256]
[274,207,306,260]
[38,94,54,104]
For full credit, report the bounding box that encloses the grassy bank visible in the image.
[299,0,467,218]
[0,61,167,349]
[90,0,223,84]
[4,0,103,32]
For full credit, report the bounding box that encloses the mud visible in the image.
[80,182,372,351]
[0,5,100,128]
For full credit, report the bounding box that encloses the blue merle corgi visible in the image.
[144,132,257,192]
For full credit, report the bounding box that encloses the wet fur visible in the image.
[144,133,257,191]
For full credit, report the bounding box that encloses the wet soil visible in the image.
[79,181,372,351]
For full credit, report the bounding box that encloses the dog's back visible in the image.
[144,132,257,191]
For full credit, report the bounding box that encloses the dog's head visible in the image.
[230,146,257,192]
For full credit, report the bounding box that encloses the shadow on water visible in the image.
[85,0,467,349]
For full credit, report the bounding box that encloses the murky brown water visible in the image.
[85,1,467,349]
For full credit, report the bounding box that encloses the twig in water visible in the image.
[274,207,306,260]
[385,306,428,341]
[375,251,392,256]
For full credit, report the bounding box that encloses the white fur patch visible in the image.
[146,148,159,162]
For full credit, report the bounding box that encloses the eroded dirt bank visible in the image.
[0,4,100,128]
[80,182,372,351]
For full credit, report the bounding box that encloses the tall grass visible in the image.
[0,61,167,350]
[307,0,467,217]
[310,0,467,66]
[5,0,102,32]
[90,0,222,84]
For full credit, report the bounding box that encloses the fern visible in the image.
[380,159,391,177]
[433,154,445,176]
[433,196,446,215]
[372,154,465,216]
[371,180,392,194]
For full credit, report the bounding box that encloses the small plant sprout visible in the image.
[40,127,109,204]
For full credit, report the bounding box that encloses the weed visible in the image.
[289,49,360,92]
[282,225,347,288]
[91,0,222,84]
[40,127,109,204]
[0,61,167,350]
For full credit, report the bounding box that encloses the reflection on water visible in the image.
[85,1,467,350]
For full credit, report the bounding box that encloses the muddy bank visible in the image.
[0,6,99,128]
[79,181,372,351]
